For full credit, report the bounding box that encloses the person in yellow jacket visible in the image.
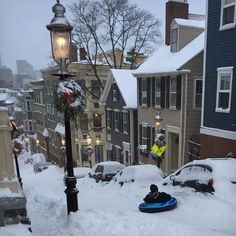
[151,134,166,167]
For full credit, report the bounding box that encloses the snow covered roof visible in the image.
[0,93,8,101]
[134,32,205,76]
[54,123,65,136]
[100,69,137,109]
[173,18,205,28]
[42,128,49,138]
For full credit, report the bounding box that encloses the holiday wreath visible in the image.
[54,79,85,120]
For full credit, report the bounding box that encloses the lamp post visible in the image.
[153,111,164,168]
[154,111,162,134]
[36,138,40,153]
[61,137,66,173]
[47,0,78,214]
[86,134,93,168]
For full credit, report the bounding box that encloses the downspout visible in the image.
[129,109,134,165]
[182,72,188,165]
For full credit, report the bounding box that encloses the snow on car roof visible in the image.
[187,158,236,180]
[117,164,165,182]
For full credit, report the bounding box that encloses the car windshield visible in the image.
[103,164,124,174]
[174,165,212,184]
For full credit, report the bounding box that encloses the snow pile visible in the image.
[1,151,236,236]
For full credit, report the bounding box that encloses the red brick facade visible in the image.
[200,134,236,159]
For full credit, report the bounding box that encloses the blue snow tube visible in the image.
[138,197,177,213]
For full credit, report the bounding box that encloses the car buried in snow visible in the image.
[162,158,236,193]
[89,161,125,183]
[112,164,166,187]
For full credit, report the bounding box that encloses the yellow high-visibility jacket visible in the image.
[151,144,166,158]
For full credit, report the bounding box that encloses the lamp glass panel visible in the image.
[51,31,70,60]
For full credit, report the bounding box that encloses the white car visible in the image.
[162,158,236,193]
[112,164,166,186]
[32,153,51,173]
[89,161,125,182]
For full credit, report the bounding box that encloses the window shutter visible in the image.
[161,77,166,108]
[112,84,114,101]
[152,77,155,107]
[147,78,151,107]
[176,75,182,109]
[105,110,108,128]
[166,76,170,108]
[120,112,123,132]
[139,124,142,145]
[112,110,115,130]
[138,78,142,106]
[152,127,155,146]
[147,126,151,150]
[128,112,130,135]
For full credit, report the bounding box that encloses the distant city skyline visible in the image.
[0,0,206,73]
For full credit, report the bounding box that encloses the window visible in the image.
[170,28,178,52]
[220,0,236,29]
[142,126,148,146]
[155,78,161,107]
[26,100,31,111]
[81,145,89,161]
[91,80,100,99]
[123,111,129,134]
[194,79,203,109]
[28,120,33,131]
[112,83,119,101]
[95,145,103,163]
[142,78,147,105]
[170,78,177,108]
[93,113,102,130]
[80,114,88,132]
[216,67,233,112]
[114,111,120,131]
[106,109,112,129]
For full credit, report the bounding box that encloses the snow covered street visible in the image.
[1,151,236,236]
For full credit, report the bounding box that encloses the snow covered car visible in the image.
[112,164,166,186]
[32,153,51,173]
[89,161,125,183]
[63,167,91,184]
[162,158,236,193]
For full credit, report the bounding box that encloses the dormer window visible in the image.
[220,0,236,30]
[112,83,119,101]
[170,28,178,52]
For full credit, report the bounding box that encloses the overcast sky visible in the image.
[0,0,206,73]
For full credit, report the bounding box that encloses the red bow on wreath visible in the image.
[63,92,74,103]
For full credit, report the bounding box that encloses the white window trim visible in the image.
[169,77,177,109]
[220,0,236,31]
[193,78,203,110]
[112,83,118,102]
[215,66,233,113]
[170,27,179,52]
[114,110,120,132]
[141,78,147,106]
[155,78,161,108]
[122,110,128,135]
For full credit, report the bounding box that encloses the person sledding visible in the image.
[143,184,171,203]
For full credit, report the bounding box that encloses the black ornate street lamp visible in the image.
[47,0,78,214]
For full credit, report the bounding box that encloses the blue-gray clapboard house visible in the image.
[200,0,236,158]
[100,69,138,165]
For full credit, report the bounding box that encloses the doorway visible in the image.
[168,132,179,173]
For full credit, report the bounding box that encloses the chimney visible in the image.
[69,43,78,62]
[165,0,189,45]
[79,48,87,61]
